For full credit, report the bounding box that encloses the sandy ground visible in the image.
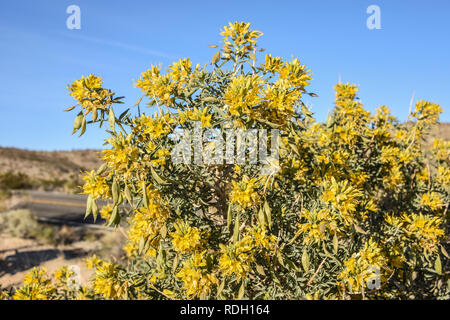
[0,235,96,288]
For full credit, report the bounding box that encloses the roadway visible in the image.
[10,190,114,227]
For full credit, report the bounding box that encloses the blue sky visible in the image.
[0,0,449,150]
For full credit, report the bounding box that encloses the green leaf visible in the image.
[302,248,310,273]
[108,107,115,133]
[124,184,133,206]
[237,281,245,300]
[134,96,143,107]
[233,211,240,243]
[151,167,166,185]
[64,105,76,112]
[276,251,285,267]
[172,255,179,273]
[96,163,108,175]
[112,178,119,204]
[84,194,93,219]
[440,245,450,259]
[160,224,167,239]
[354,225,367,234]
[226,205,232,231]
[333,233,339,255]
[216,279,225,298]
[212,50,221,65]
[92,199,98,223]
[255,264,265,276]
[258,207,266,228]
[92,108,98,122]
[263,201,272,230]
[435,255,442,275]
[108,205,119,226]
[72,112,84,134]
[79,116,87,137]
[138,236,146,255]
[142,181,149,209]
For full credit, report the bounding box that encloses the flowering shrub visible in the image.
[3,22,449,300]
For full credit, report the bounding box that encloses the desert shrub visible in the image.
[0,209,39,238]
[54,226,80,245]
[32,224,57,245]
[0,171,33,190]
[4,22,449,300]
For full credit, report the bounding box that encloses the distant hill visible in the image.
[428,122,450,144]
[0,148,103,193]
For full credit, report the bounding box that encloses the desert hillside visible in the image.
[0,148,103,193]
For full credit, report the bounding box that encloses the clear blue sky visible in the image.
[0,0,449,150]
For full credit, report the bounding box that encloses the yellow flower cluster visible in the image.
[229,177,260,209]
[224,74,264,116]
[386,213,444,254]
[135,59,200,107]
[322,178,363,225]
[102,133,139,178]
[67,74,114,115]
[220,22,262,58]
[338,239,387,293]
[419,192,444,211]
[298,209,338,245]
[176,251,218,298]
[90,260,125,299]
[179,107,212,128]
[133,112,174,140]
[219,236,254,280]
[170,220,204,254]
[13,267,56,300]
[412,100,443,124]
[431,138,450,162]
[82,170,110,200]
[124,186,169,257]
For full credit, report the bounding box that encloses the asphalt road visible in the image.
[11,190,112,227]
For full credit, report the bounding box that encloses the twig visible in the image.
[306,257,327,286]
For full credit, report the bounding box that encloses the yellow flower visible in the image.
[100,203,113,221]
[82,170,110,200]
[13,267,56,300]
[224,75,264,116]
[436,166,450,188]
[297,209,337,244]
[176,251,218,298]
[124,187,169,257]
[322,177,363,225]
[85,254,101,269]
[412,100,443,124]
[91,260,126,299]
[248,225,277,250]
[170,220,204,254]
[220,22,262,57]
[102,133,139,178]
[419,192,443,211]
[338,239,387,293]
[67,74,114,115]
[401,213,444,254]
[229,177,260,209]
[264,54,283,73]
[218,236,254,280]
